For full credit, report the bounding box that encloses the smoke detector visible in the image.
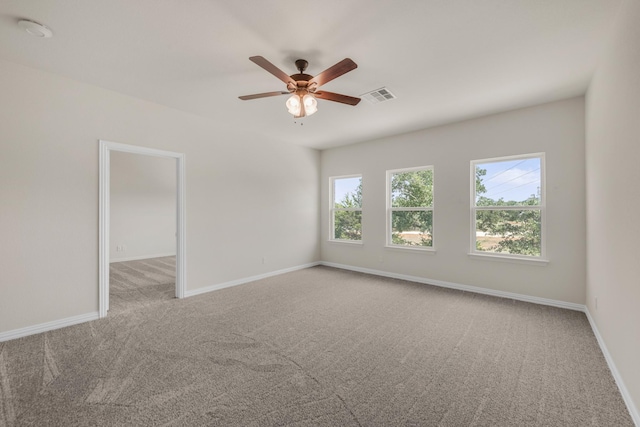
[361,87,396,104]
[18,20,53,38]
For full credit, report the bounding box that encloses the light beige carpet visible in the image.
[0,262,634,426]
[108,256,176,315]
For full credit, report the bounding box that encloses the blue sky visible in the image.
[333,158,541,205]
[334,176,361,204]
[477,157,541,202]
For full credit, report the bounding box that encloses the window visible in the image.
[330,175,362,242]
[471,153,545,259]
[387,166,434,249]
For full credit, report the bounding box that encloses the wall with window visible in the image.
[329,175,363,242]
[321,97,585,304]
[470,154,545,261]
[387,167,434,250]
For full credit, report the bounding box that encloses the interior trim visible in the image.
[99,140,187,318]
[110,253,177,263]
[184,262,321,298]
[0,312,99,343]
[321,261,638,425]
[321,261,581,310]
[2,261,636,424]
[584,309,640,426]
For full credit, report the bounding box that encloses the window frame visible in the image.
[385,165,435,252]
[329,174,363,244]
[469,152,547,264]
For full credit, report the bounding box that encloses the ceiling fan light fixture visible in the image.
[303,94,317,116]
[286,93,317,118]
[286,94,301,115]
[240,56,360,118]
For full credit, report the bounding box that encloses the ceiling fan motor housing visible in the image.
[289,59,314,92]
[290,73,313,82]
[294,59,308,73]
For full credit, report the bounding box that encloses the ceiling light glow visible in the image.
[286,93,317,118]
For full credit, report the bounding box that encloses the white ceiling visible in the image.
[0,0,622,149]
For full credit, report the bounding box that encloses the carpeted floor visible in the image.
[0,261,634,426]
[108,256,177,315]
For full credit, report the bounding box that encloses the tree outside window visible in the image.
[472,154,544,257]
[387,167,434,248]
[331,175,362,241]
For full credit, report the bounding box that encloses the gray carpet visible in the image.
[0,262,634,426]
[108,256,176,315]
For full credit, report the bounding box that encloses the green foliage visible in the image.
[391,170,433,208]
[332,166,541,254]
[334,181,362,240]
[476,208,541,255]
[391,170,433,247]
[475,167,487,195]
[334,210,362,240]
[475,166,541,256]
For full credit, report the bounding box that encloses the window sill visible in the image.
[467,252,549,266]
[328,239,363,246]
[385,245,436,254]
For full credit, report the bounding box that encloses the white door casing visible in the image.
[98,140,186,318]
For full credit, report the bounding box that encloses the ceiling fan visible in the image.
[239,56,361,118]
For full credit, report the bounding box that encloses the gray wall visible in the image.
[321,97,586,304]
[110,151,176,261]
[0,59,320,333]
[586,0,640,416]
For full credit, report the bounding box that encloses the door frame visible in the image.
[98,139,186,318]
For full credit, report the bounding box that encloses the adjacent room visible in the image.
[109,151,177,313]
[1,1,638,425]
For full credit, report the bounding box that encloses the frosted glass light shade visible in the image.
[302,94,317,116]
[286,93,318,117]
[286,95,301,116]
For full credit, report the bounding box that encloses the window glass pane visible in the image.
[334,177,362,208]
[391,210,433,247]
[475,157,541,206]
[334,210,362,241]
[475,210,541,256]
[391,169,433,208]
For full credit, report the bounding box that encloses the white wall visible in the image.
[586,0,640,417]
[0,59,320,333]
[110,151,176,261]
[321,97,586,304]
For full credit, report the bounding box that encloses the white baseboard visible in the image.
[320,262,585,311]
[110,253,176,263]
[584,309,640,426]
[1,261,637,425]
[0,262,320,343]
[184,261,322,298]
[321,261,638,425]
[0,311,99,343]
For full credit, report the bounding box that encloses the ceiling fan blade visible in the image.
[314,91,361,106]
[249,56,296,85]
[309,58,358,87]
[239,91,290,100]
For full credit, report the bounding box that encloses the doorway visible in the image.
[98,140,186,318]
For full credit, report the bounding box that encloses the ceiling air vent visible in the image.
[361,87,396,104]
